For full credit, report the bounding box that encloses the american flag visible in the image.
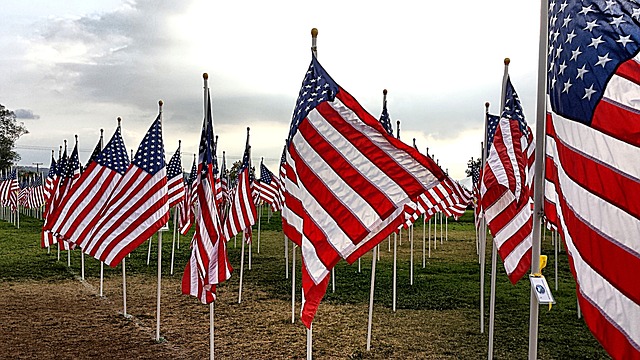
[379,92,393,136]
[188,154,198,208]
[6,169,19,211]
[255,162,281,212]
[27,175,46,209]
[220,151,229,207]
[85,134,102,170]
[284,56,447,327]
[480,77,534,284]
[81,112,169,266]
[182,89,231,303]
[166,143,186,208]
[44,126,130,249]
[485,113,501,156]
[42,150,66,248]
[177,179,193,235]
[43,153,57,204]
[545,1,640,358]
[223,135,257,241]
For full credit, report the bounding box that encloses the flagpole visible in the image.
[488,58,511,359]
[285,234,289,279]
[479,102,490,334]
[16,167,20,229]
[98,127,105,297]
[529,1,549,357]
[155,100,165,342]
[393,231,397,312]
[410,223,414,285]
[147,236,153,265]
[239,229,246,304]
[258,157,263,254]
[171,140,181,276]
[291,243,296,323]
[210,302,215,360]
[366,246,377,351]
[122,257,128,317]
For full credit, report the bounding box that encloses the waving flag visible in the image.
[255,162,282,212]
[182,88,231,303]
[284,55,447,327]
[42,149,67,248]
[544,1,640,358]
[179,157,198,236]
[82,112,169,266]
[223,132,257,241]
[166,143,186,208]
[43,153,57,203]
[45,126,130,248]
[480,77,534,284]
[27,175,45,209]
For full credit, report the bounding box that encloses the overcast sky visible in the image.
[0,0,543,181]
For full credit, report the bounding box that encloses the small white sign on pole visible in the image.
[530,276,555,305]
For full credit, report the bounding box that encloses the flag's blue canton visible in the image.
[288,55,340,141]
[133,114,166,175]
[548,0,640,124]
[280,145,287,165]
[167,146,183,180]
[33,174,42,187]
[97,127,130,175]
[471,165,480,186]
[240,144,251,180]
[189,158,197,184]
[56,152,68,178]
[87,138,102,168]
[47,156,57,178]
[502,77,529,137]
[199,91,215,181]
[379,101,393,136]
[486,113,500,156]
[212,136,219,176]
[10,169,17,180]
[260,163,274,184]
[67,145,81,177]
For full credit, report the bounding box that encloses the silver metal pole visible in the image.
[366,246,377,351]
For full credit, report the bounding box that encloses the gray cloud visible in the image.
[14,108,40,119]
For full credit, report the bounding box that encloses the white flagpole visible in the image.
[16,168,20,229]
[249,229,252,271]
[393,231,397,312]
[285,234,289,279]
[554,230,558,291]
[81,252,85,280]
[291,244,296,323]
[238,229,246,304]
[433,213,437,251]
[479,102,490,334]
[331,268,335,293]
[428,217,431,258]
[98,128,105,296]
[529,1,549,356]
[210,302,215,360]
[122,257,128,317]
[422,214,426,268]
[440,211,443,245]
[445,216,448,241]
[366,246,377,351]
[147,236,153,265]
[257,203,261,254]
[388,235,390,252]
[57,242,60,261]
[171,206,178,275]
[358,257,361,273]
[410,224,414,285]
[488,58,511,359]
[155,101,166,342]
[307,323,313,360]
[67,248,71,267]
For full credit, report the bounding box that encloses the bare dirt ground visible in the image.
[0,274,478,359]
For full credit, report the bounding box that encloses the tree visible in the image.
[0,104,29,170]
[228,159,255,187]
[465,156,481,182]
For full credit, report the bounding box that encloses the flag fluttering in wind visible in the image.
[179,156,198,236]
[42,146,68,248]
[283,55,447,327]
[166,142,186,208]
[182,88,231,303]
[44,125,130,248]
[255,162,282,212]
[81,111,168,266]
[223,131,257,241]
[480,77,534,284]
[544,1,640,358]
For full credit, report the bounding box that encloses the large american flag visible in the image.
[81,113,169,266]
[284,55,447,327]
[44,126,130,248]
[223,135,257,241]
[254,162,282,212]
[545,1,640,358]
[182,89,231,303]
[166,143,186,208]
[480,77,534,284]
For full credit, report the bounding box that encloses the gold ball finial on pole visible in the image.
[203,73,208,80]
[158,100,164,107]
[485,102,490,108]
[311,28,318,38]
[504,58,510,65]
[383,89,388,96]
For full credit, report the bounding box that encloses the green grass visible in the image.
[0,209,609,359]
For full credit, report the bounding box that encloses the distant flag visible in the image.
[44,125,130,249]
[42,148,66,248]
[544,1,640,358]
[81,109,169,266]
[177,179,193,236]
[167,142,186,208]
[220,151,229,206]
[85,130,103,170]
[485,113,500,156]
[27,173,46,210]
[379,89,393,136]
[223,130,257,241]
[255,161,282,212]
[182,87,231,303]
[284,55,447,327]
[480,77,534,284]
[7,169,19,212]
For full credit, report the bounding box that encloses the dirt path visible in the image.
[0,273,481,359]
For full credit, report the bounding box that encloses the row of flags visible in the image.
[472,1,640,358]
